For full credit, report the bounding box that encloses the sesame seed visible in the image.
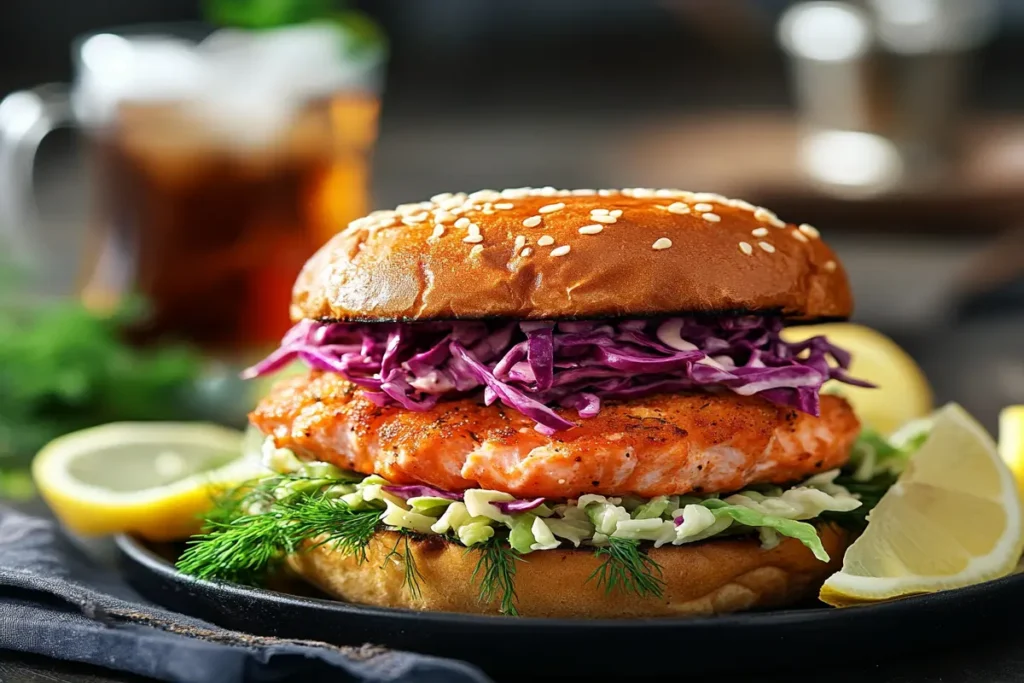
[502,188,530,199]
[396,203,422,214]
[402,212,428,224]
[523,215,542,228]
[551,245,571,257]
[431,192,454,203]
[494,202,514,210]
[571,189,597,196]
[758,241,776,253]
[433,211,456,224]
[590,208,610,215]
[799,223,820,238]
[469,244,484,257]
[521,247,533,257]
[463,234,483,244]
[598,189,617,196]
[655,189,679,197]
[431,225,445,239]
[633,188,656,198]
[652,238,673,250]
[469,189,501,202]
[578,224,604,235]
[702,213,722,222]
[694,203,715,212]
[751,227,769,237]
[730,199,757,212]
[755,207,785,228]
[455,217,471,229]
[667,202,690,215]
[824,260,837,272]
[791,230,809,243]
[539,202,565,214]
[739,242,753,255]
[610,209,623,218]
[538,187,558,197]
[514,235,526,251]
[538,235,555,246]
[591,215,617,224]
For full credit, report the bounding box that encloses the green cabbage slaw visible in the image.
[259,436,863,561]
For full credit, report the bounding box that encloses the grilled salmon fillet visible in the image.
[251,372,860,499]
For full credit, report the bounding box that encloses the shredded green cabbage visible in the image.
[257,438,864,560]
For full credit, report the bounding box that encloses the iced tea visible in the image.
[79,93,379,351]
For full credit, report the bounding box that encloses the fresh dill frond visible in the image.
[471,537,520,616]
[588,537,665,599]
[177,511,294,585]
[382,533,424,600]
[176,480,383,585]
[286,493,383,563]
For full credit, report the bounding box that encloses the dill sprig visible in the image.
[382,533,424,600]
[176,480,383,585]
[289,494,383,563]
[588,537,665,599]
[471,537,521,616]
[178,510,294,585]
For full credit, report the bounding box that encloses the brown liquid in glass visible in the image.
[79,94,379,352]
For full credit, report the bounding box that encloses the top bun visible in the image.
[291,188,852,322]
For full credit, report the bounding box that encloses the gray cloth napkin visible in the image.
[0,505,491,683]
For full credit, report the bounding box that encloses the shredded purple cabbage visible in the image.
[492,498,547,514]
[244,316,870,434]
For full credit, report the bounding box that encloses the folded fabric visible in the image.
[0,505,491,683]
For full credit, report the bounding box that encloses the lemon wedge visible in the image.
[820,403,1024,606]
[782,323,933,436]
[32,422,266,541]
[999,406,1024,499]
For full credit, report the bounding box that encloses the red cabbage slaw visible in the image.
[243,316,870,434]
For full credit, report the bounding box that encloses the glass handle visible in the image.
[0,83,75,266]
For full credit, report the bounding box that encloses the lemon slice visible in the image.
[782,323,933,436]
[32,422,266,541]
[999,406,1024,499]
[820,403,1024,606]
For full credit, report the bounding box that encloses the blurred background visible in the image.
[2,0,1024,495]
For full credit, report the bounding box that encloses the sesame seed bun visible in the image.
[288,524,850,618]
[291,188,852,323]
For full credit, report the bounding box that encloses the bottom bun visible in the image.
[288,524,850,618]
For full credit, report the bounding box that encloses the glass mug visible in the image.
[0,23,384,352]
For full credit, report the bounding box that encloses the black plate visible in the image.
[116,534,1024,678]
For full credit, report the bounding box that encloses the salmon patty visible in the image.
[251,372,859,499]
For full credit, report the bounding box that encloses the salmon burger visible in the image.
[179,188,878,618]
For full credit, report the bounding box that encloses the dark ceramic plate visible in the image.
[116,534,1024,678]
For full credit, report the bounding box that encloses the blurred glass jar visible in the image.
[777,0,998,197]
[0,21,385,353]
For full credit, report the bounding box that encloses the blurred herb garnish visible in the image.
[203,0,387,57]
[0,265,202,478]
